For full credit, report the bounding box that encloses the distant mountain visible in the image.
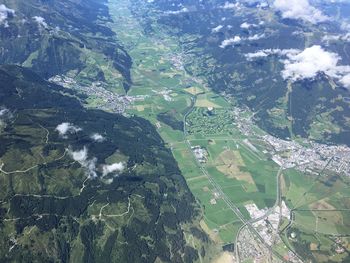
[0,65,205,262]
[0,0,132,92]
[135,0,350,146]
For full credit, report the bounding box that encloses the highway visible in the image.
[182,94,288,263]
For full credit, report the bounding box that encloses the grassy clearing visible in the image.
[184,86,204,95]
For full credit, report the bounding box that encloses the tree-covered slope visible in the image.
[132,0,350,146]
[0,0,132,92]
[0,65,207,263]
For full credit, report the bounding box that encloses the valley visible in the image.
[60,0,350,261]
[1,0,350,262]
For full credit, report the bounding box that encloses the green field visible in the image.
[3,0,350,261]
[280,168,350,262]
[107,0,286,246]
[107,0,350,260]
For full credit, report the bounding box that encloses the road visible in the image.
[182,94,287,262]
[234,167,286,262]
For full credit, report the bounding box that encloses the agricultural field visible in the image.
[107,0,284,248]
[188,131,279,212]
[2,0,350,261]
[94,0,350,261]
[280,168,350,262]
[186,108,236,136]
[107,3,342,259]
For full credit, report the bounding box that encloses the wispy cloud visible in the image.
[220,36,242,48]
[90,133,105,142]
[0,107,11,127]
[0,107,9,117]
[340,74,350,88]
[281,46,350,84]
[102,162,125,177]
[247,33,265,41]
[273,0,328,24]
[68,145,125,180]
[33,16,48,29]
[240,22,255,29]
[68,146,97,178]
[245,46,350,88]
[212,25,224,33]
[220,2,241,10]
[0,4,15,27]
[322,33,350,44]
[165,7,189,15]
[56,122,82,137]
[220,33,267,48]
[245,48,300,60]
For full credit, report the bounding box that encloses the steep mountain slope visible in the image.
[0,0,132,92]
[131,0,350,146]
[0,65,207,263]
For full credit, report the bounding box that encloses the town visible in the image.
[230,104,350,177]
[49,75,147,114]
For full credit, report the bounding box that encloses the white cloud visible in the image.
[245,50,270,60]
[273,0,328,24]
[322,33,350,44]
[240,21,264,30]
[240,22,255,29]
[220,2,241,9]
[33,16,48,29]
[0,107,10,127]
[247,33,265,40]
[0,4,15,27]
[0,107,9,117]
[90,133,105,142]
[102,162,125,177]
[212,25,224,33]
[257,2,269,8]
[340,74,350,88]
[56,122,82,137]
[281,45,350,82]
[245,48,299,60]
[220,36,242,48]
[165,7,189,15]
[68,145,125,179]
[341,22,350,32]
[220,32,267,48]
[70,147,88,162]
[68,146,97,178]
[246,46,350,88]
[104,178,114,184]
